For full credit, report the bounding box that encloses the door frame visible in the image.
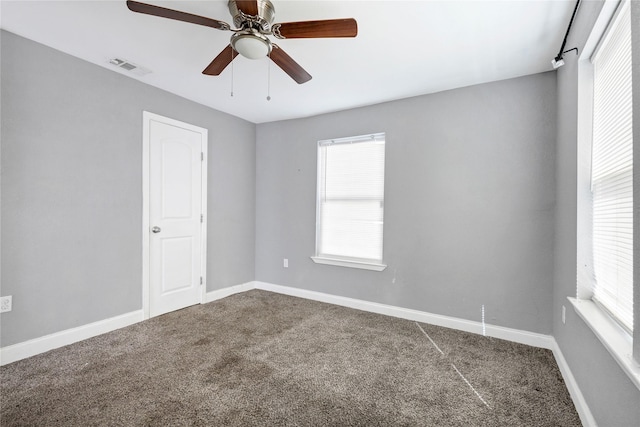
[142,111,208,319]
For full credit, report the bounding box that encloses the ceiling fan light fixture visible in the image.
[127,0,358,84]
[231,33,272,60]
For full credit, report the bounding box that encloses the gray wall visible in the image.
[256,72,557,334]
[0,31,256,347]
[4,6,640,422]
[553,1,640,425]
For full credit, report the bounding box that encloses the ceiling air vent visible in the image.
[108,58,151,76]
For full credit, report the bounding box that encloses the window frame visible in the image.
[311,133,387,271]
[574,0,640,390]
[589,0,633,334]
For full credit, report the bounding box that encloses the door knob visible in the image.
[151,226,161,233]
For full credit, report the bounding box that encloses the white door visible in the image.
[144,112,207,318]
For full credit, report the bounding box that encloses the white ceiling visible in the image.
[1,0,573,123]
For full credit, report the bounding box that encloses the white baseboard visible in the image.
[0,281,256,365]
[205,282,254,303]
[1,280,593,427]
[0,310,144,366]
[551,339,597,427]
[254,281,554,349]
[255,282,595,422]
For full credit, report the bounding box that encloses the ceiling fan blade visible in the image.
[272,19,357,39]
[235,1,259,16]
[202,45,239,75]
[126,1,230,31]
[270,45,312,84]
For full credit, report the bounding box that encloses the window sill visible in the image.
[310,256,387,271]
[568,297,640,390]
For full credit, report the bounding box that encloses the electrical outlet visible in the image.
[283,258,289,268]
[0,296,12,313]
[562,305,566,324]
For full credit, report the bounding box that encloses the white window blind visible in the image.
[315,133,385,265]
[590,0,633,332]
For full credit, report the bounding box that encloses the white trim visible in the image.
[0,310,144,366]
[310,256,387,271]
[254,281,554,349]
[314,134,387,268]
[591,0,630,62]
[0,280,252,365]
[199,130,209,304]
[551,338,598,427]
[142,113,151,319]
[205,282,255,303]
[581,0,621,61]
[576,21,596,301]
[1,280,594,425]
[577,0,629,302]
[576,0,624,302]
[142,111,208,319]
[318,132,386,146]
[255,282,593,418]
[569,297,640,390]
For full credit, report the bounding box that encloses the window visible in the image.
[590,0,633,333]
[573,0,639,390]
[312,133,386,271]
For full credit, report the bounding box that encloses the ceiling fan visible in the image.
[126,0,358,84]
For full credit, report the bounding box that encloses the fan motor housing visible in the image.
[228,0,275,31]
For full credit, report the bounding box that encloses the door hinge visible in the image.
[201,152,204,161]
[200,277,203,285]
[200,214,204,223]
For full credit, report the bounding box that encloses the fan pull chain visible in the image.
[266,52,271,101]
[230,47,234,97]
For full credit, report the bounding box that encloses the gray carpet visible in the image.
[1,290,580,426]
